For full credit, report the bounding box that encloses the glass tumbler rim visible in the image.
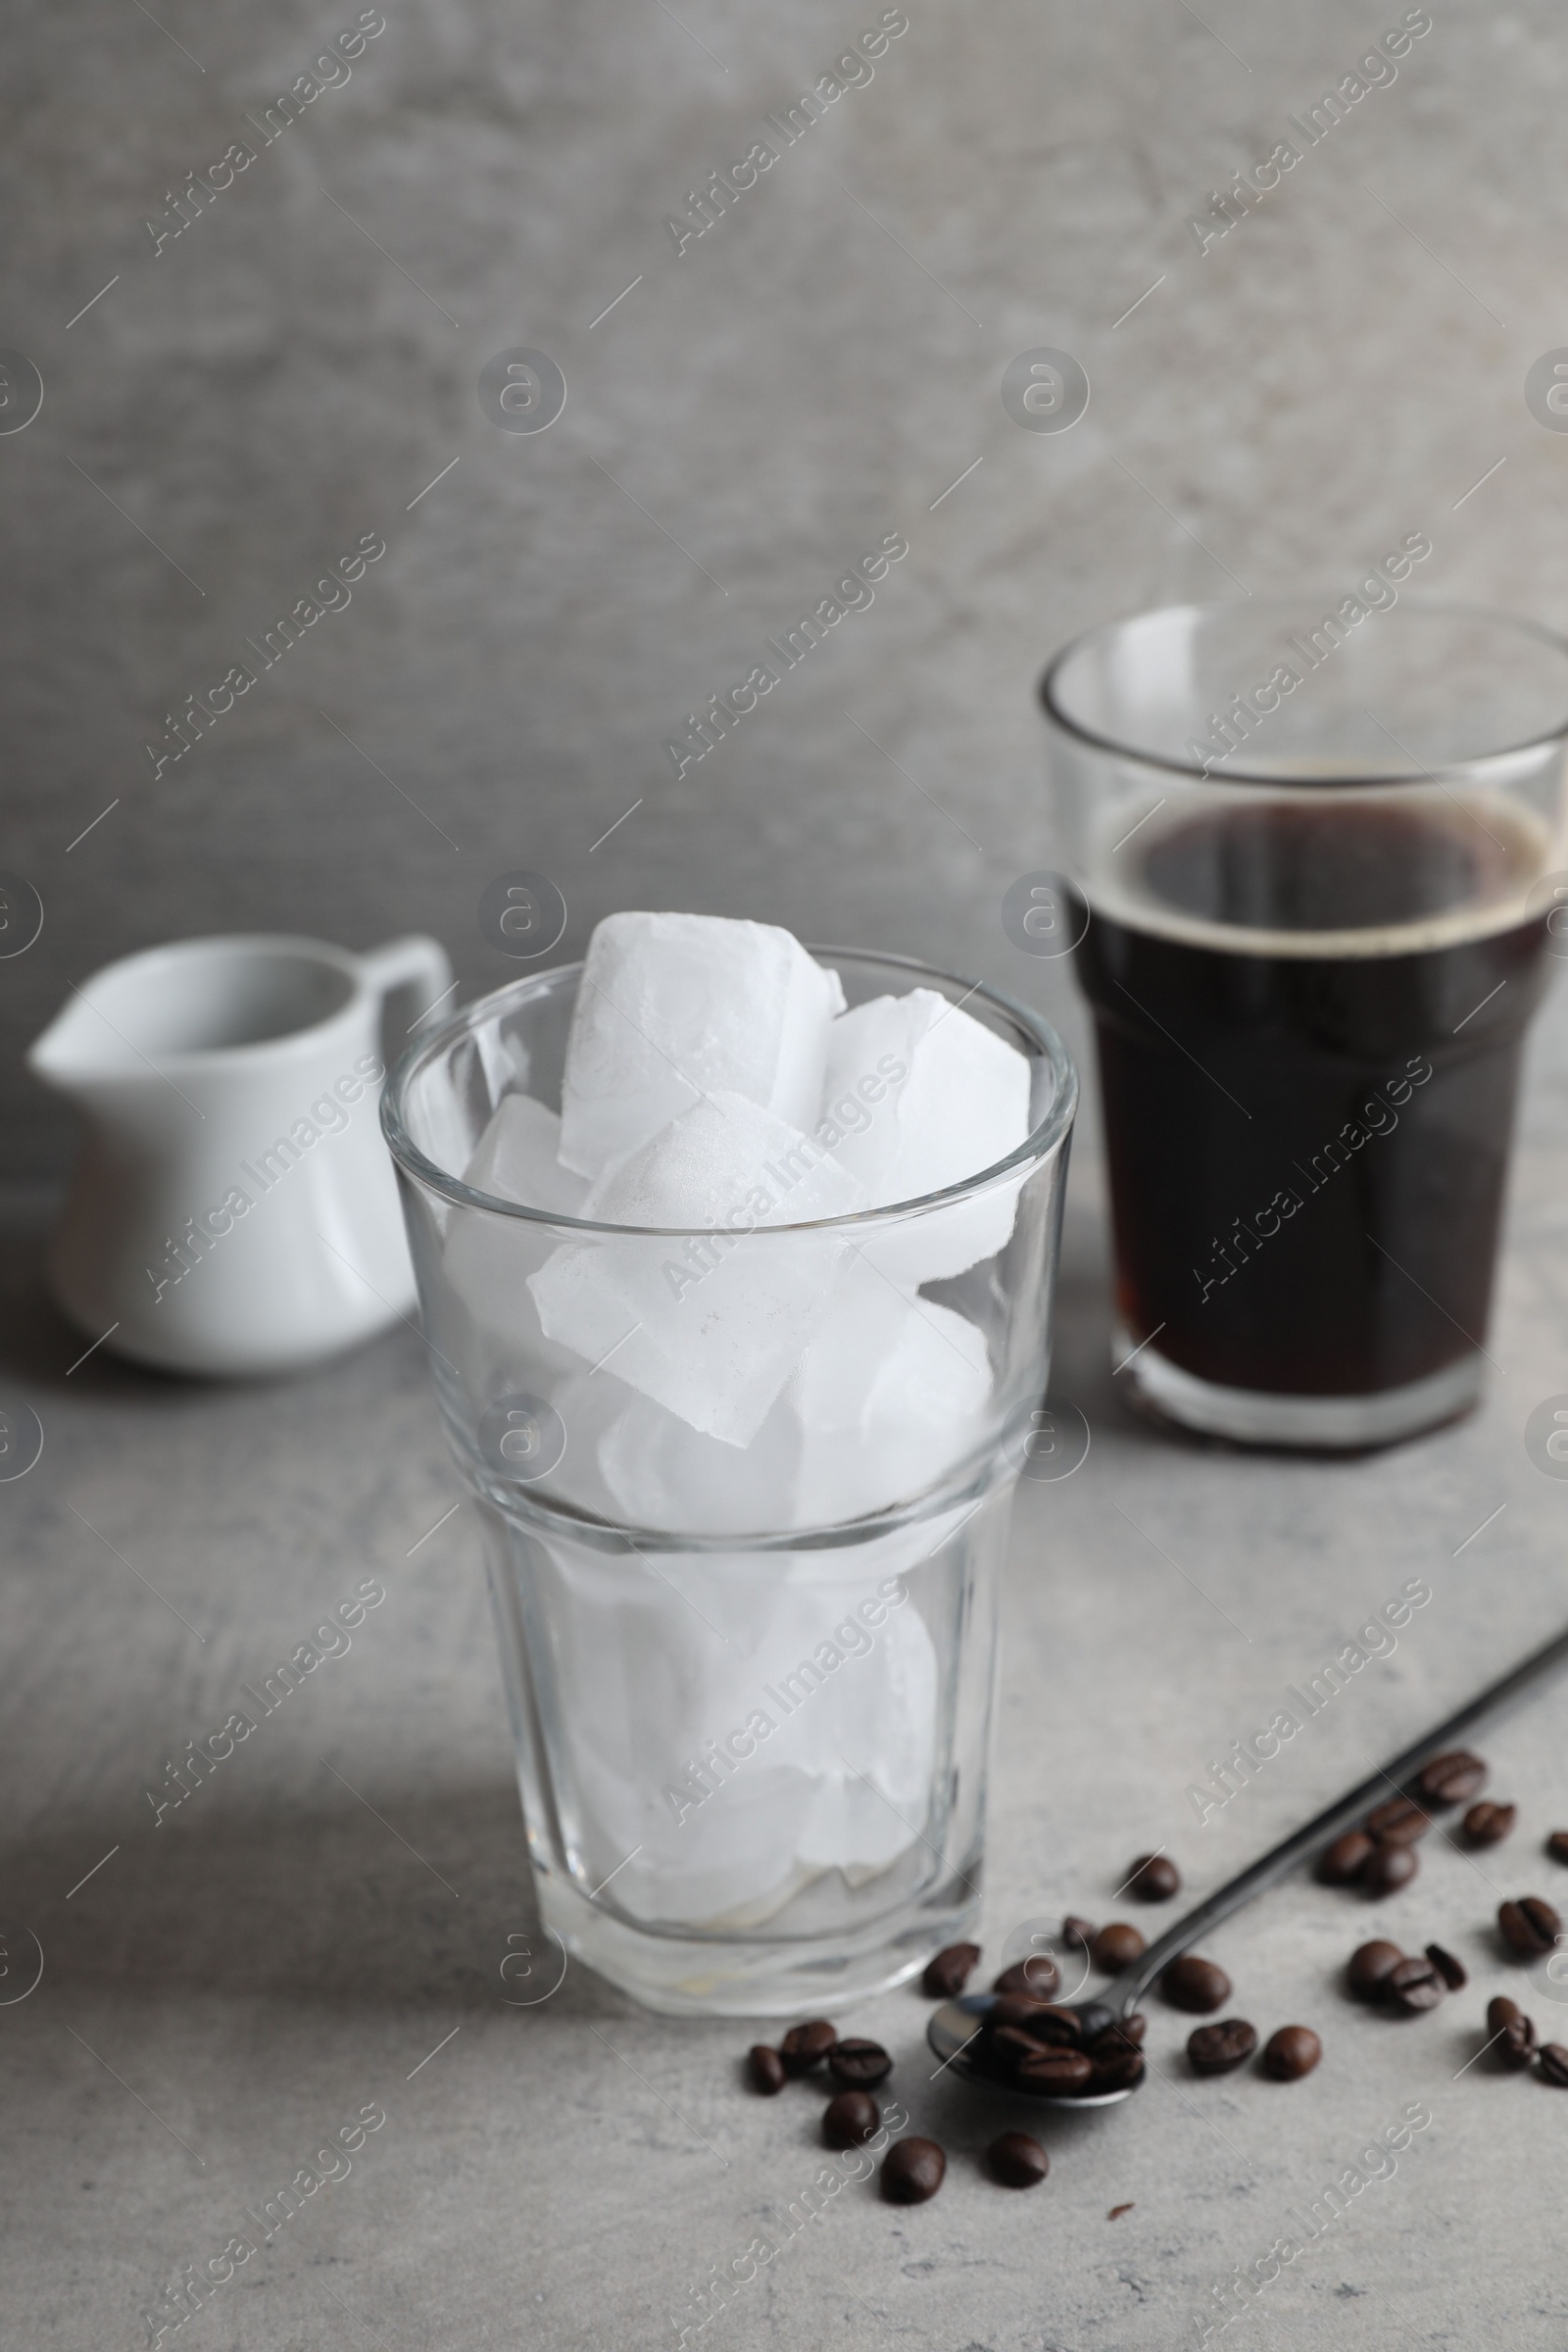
[380,942,1078,1240]
[1039,595,1568,787]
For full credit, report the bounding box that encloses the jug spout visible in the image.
[26,989,156,1101]
[27,992,122,1097]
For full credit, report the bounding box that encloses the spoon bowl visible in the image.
[926,1992,1144,2107]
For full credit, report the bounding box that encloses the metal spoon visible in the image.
[929,1610,1568,2107]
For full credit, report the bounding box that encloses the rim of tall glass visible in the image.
[381,945,1077,1238]
[1039,597,1568,788]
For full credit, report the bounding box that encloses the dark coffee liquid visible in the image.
[1073,800,1552,1397]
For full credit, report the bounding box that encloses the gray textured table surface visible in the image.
[7,974,1568,2352]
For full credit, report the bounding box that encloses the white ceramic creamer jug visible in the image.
[26,932,453,1376]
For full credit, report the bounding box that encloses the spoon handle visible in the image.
[1113,1611,1568,2016]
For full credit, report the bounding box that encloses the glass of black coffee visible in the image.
[1041,598,1568,1448]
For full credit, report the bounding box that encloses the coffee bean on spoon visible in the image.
[987,2131,1049,2187]
[881,2137,946,2202]
[1546,1831,1568,1867]
[922,1942,980,1998]
[1498,1895,1562,1957]
[1414,1749,1488,1807]
[1261,2025,1322,2080]
[1094,2011,1146,2048]
[1317,1831,1374,1886]
[992,1955,1061,1998]
[1030,2001,1092,2044]
[1488,1994,1537,2070]
[1162,1955,1232,2013]
[1091,1922,1147,1972]
[991,1995,1082,2043]
[1360,1838,1419,1896]
[1087,2043,1146,2091]
[1365,1795,1433,1844]
[748,2045,787,2094]
[779,2020,838,2075]
[981,2004,1080,2084]
[990,2024,1052,2070]
[1126,1852,1181,1901]
[1538,2044,1568,2088]
[1188,2018,1257,2076]
[827,2037,892,2088]
[1425,1942,1467,1991]
[1347,1939,1405,2000]
[1017,2046,1095,2094]
[1464,1801,1516,1847]
[1381,1954,1445,2013]
[822,2089,880,2148]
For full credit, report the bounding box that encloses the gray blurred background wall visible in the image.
[4,0,1564,1181]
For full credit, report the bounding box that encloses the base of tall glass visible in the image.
[477,1472,1014,2018]
[1116,1324,1485,1451]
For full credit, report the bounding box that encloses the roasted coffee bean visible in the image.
[827,2037,892,2089]
[1360,1838,1419,1896]
[987,2003,1048,2060]
[1162,1954,1232,2013]
[1074,2000,1116,2041]
[1425,1942,1467,1991]
[1317,1831,1374,1886]
[1188,2018,1257,2076]
[1089,2013,1147,2053]
[1414,1749,1487,1808]
[1016,2046,1095,2094]
[1347,1939,1405,1999]
[1538,2043,1568,2088]
[1365,1795,1433,1844]
[921,1942,980,1999]
[1088,2045,1145,2091]
[881,2136,947,2202]
[1488,1994,1537,2070]
[1498,1895,1562,1957]
[1547,1831,1568,1867]
[991,1994,1076,2039]
[1090,1921,1147,1972]
[1261,2025,1322,2081]
[779,2019,838,2075]
[1464,1801,1516,1847]
[1382,1955,1445,2013]
[748,2045,787,2095]
[1497,2019,1537,2070]
[986,2130,1049,2187]
[822,2089,880,2148]
[1030,2001,1093,2044]
[989,2025,1051,2073]
[990,1997,1057,2042]
[1062,1914,1097,1950]
[1126,1852,1181,1901]
[992,1955,1061,1998]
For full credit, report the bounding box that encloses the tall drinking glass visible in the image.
[1043,599,1568,1449]
[382,950,1075,2014]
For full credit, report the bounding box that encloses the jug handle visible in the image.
[356,935,454,1056]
